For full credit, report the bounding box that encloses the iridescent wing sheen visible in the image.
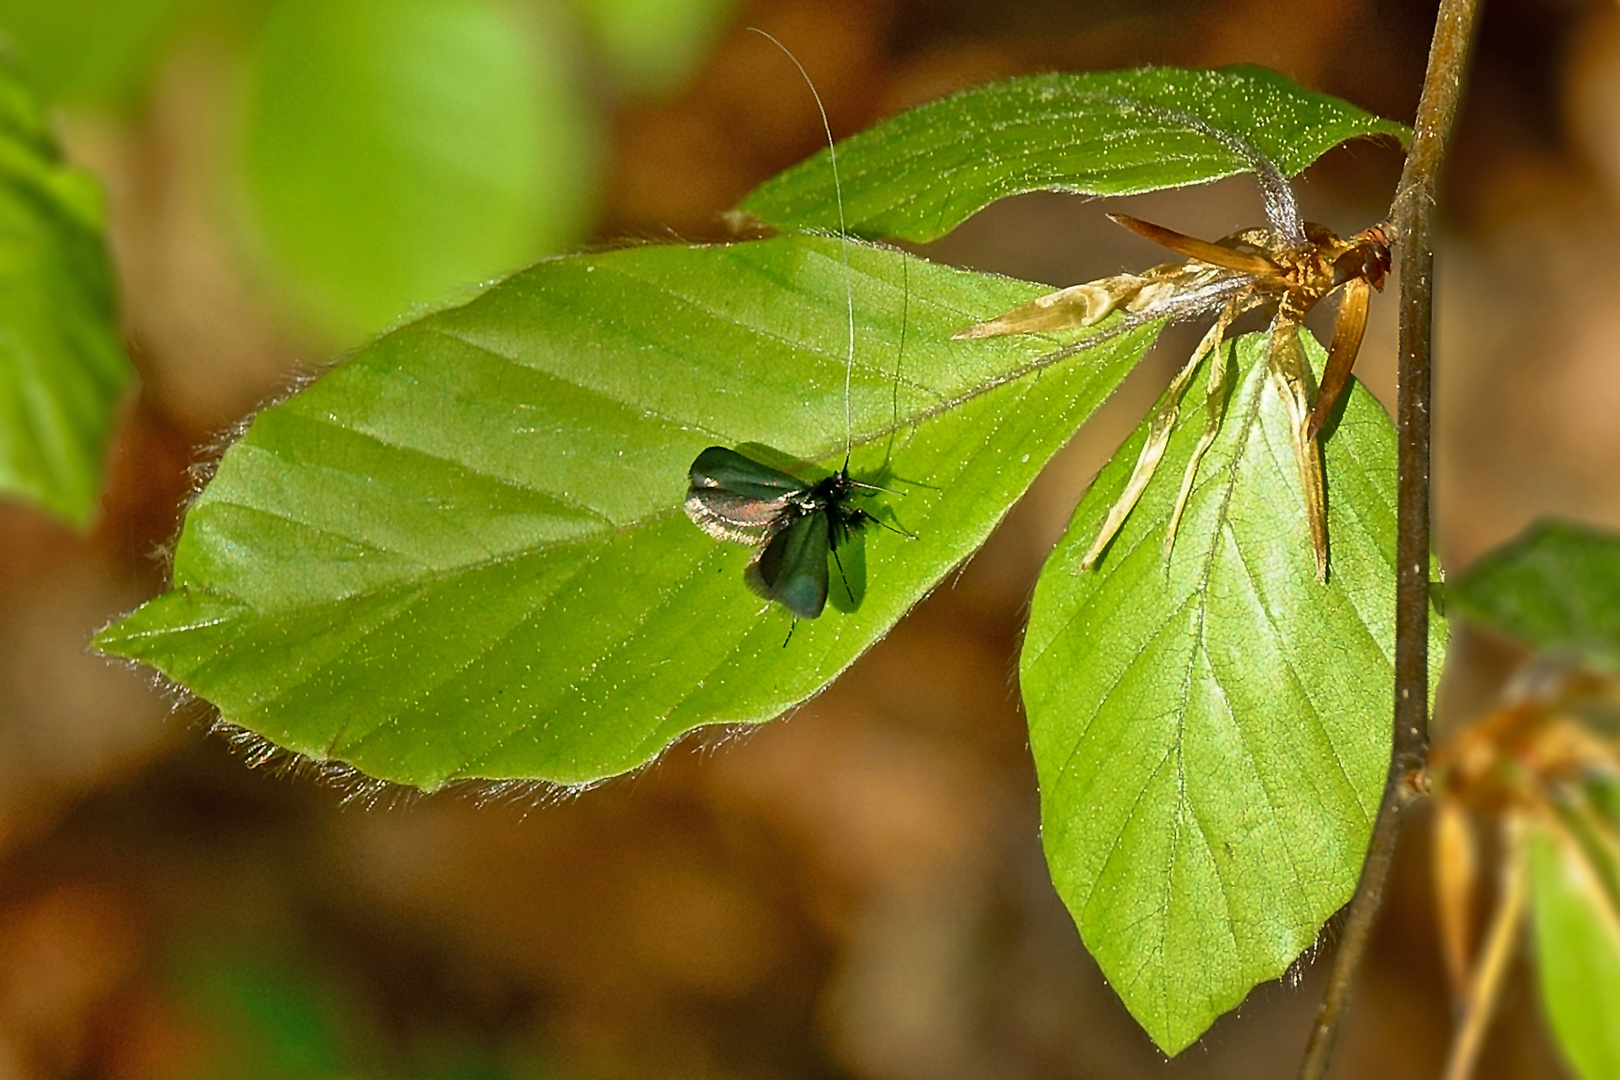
[746,510,831,619]
[685,446,807,545]
[688,446,807,500]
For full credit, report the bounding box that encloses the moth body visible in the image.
[685,446,879,620]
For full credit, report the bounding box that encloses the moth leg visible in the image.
[829,544,853,605]
[1266,309,1328,581]
[1163,299,1243,560]
[1079,304,1233,572]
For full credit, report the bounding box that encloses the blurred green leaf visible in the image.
[239,0,598,344]
[1021,330,1446,1053]
[570,0,737,95]
[0,0,194,105]
[738,66,1410,241]
[1451,519,1620,675]
[1531,825,1620,1080]
[168,942,357,1080]
[167,930,550,1080]
[96,235,1157,788]
[0,54,134,523]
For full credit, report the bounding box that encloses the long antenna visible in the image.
[883,251,908,467]
[748,28,857,467]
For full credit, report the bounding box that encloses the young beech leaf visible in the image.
[1021,329,1447,1054]
[0,54,134,524]
[738,66,1409,242]
[95,235,1159,789]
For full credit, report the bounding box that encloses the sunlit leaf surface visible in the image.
[739,66,1409,241]
[0,54,134,524]
[1021,330,1445,1053]
[96,235,1156,789]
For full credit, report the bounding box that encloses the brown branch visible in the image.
[1296,1,1484,1077]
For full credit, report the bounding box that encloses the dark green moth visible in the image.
[681,32,907,622]
[684,446,880,620]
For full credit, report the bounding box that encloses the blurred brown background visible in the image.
[0,0,1612,1076]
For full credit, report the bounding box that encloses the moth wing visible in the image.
[685,490,791,544]
[746,511,830,619]
[685,446,807,543]
[688,446,806,499]
[953,274,1151,339]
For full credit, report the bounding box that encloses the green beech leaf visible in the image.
[1531,825,1620,1080]
[738,66,1410,241]
[95,235,1157,789]
[239,0,597,344]
[1021,330,1446,1053]
[0,53,134,524]
[1451,519,1620,675]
